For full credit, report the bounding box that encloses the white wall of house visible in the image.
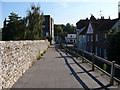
[66,34,76,44]
[86,23,93,34]
[111,19,120,30]
[76,28,84,48]
[77,35,86,50]
[67,34,76,38]
[76,27,87,50]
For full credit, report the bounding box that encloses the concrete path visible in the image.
[13,45,119,89]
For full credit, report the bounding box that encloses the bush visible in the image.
[43,37,47,40]
[46,35,52,44]
[37,52,41,60]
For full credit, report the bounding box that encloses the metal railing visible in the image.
[61,44,120,85]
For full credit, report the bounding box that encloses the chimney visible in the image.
[108,16,110,20]
[100,16,104,20]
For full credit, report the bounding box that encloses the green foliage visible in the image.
[2,12,25,40]
[43,37,47,40]
[43,50,46,54]
[59,31,68,40]
[46,35,52,44]
[24,4,44,40]
[2,4,44,41]
[60,43,64,49]
[103,63,107,71]
[37,52,41,60]
[107,30,120,65]
[54,23,76,41]
[101,63,107,76]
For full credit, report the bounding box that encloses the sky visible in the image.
[0,0,120,28]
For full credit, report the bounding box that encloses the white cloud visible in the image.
[60,2,68,8]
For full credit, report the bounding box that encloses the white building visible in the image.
[65,34,76,44]
[76,27,87,50]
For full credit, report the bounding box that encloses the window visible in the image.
[43,18,45,22]
[100,48,102,57]
[104,48,108,59]
[87,35,89,41]
[91,46,92,53]
[70,40,73,42]
[95,47,98,56]
[96,34,98,41]
[91,35,93,42]
[87,46,89,52]
[79,36,80,41]
[46,32,49,36]
[42,25,45,28]
[105,33,107,38]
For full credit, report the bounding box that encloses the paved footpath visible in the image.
[13,45,119,89]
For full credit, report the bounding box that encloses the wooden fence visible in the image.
[61,44,120,85]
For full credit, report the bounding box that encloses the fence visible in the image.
[62,44,120,85]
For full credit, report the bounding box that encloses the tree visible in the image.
[107,30,120,65]
[2,4,44,41]
[64,23,73,33]
[25,4,44,40]
[2,12,24,40]
[56,25,63,34]
[46,35,52,45]
[54,23,76,41]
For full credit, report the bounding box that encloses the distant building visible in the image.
[42,15,54,44]
[76,2,120,59]
[76,15,120,59]
[65,34,76,44]
[76,18,89,50]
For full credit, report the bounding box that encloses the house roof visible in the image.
[91,18,119,32]
[79,26,88,35]
[76,19,89,29]
[76,15,119,35]
[76,19,89,35]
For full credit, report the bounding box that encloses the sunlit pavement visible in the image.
[13,44,119,89]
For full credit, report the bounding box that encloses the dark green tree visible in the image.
[64,23,73,33]
[2,12,24,40]
[107,30,120,65]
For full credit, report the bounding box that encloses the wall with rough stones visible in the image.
[0,40,50,89]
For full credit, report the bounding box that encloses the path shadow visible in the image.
[65,51,111,90]
[70,70,93,75]
[55,45,90,90]
[55,45,112,90]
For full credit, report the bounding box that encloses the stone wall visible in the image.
[0,40,50,88]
